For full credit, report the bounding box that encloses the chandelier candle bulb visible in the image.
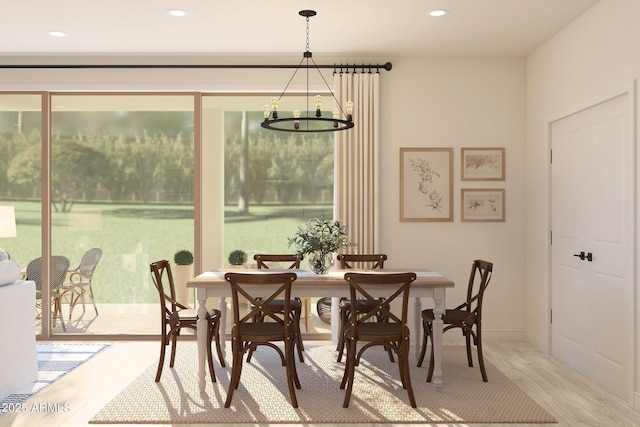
[315,95,323,117]
[263,105,270,119]
[346,100,354,119]
[294,110,300,129]
[271,97,279,119]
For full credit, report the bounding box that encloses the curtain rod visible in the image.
[0,62,392,72]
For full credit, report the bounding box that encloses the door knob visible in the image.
[585,252,593,262]
[573,251,586,261]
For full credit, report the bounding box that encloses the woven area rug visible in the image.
[0,343,110,415]
[90,344,555,424]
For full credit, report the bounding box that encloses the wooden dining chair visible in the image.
[254,254,305,333]
[251,254,305,362]
[417,259,493,382]
[340,271,417,408]
[150,260,225,383]
[335,253,390,362]
[224,271,301,408]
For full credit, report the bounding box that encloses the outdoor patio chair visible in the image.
[27,255,71,332]
[61,247,102,319]
[150,259,225,382]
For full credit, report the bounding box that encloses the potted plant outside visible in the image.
[228,249,247,267]
[173,249,194,307]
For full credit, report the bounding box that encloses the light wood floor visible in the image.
[2,340,640,427]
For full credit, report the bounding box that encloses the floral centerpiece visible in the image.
[288,217,356,274]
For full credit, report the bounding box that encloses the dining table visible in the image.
[187,268,454,392]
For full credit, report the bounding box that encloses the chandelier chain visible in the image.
[305,16,310,52]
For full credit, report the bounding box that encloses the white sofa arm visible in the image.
[0,260,20,287]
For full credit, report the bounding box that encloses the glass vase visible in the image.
[308,251,335,275]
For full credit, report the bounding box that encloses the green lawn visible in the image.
[2,200,331,303]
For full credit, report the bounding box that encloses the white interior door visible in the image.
[550,92,633,401]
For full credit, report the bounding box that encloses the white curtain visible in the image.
[334,71,380,254]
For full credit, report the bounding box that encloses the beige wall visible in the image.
[0,54,529,342]
[525,0,640,407]
[378,56,526,339]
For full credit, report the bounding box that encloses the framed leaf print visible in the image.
[461,147,505,181]
[400,148,453,222]
[461,188,505,222]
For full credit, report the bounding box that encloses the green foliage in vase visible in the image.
[228,249,247,265]
[174,249,194,265]
[288,217,356,258]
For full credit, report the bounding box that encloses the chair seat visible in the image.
[264,299,302,308]
[345,322,404,339]
[237,322,287,340]
[62,281,90,288]
[339,299,375,310]
[422,308,474,324]
[176,308,220,322]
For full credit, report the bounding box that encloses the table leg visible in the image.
[330,296,339,342]
[431,287,446,391]
[218,297,227,360]
[412,296,422,359]
[196,289,208,392]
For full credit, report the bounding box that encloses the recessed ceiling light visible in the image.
[48,30,67,37]
[429,9,448,17]
[167,9,187,17]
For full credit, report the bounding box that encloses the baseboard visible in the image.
[434,330,527,345]
[523,331,546,352]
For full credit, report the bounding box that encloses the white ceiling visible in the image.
[1,0,599,59]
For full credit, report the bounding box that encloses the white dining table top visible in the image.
[188,268,454,289]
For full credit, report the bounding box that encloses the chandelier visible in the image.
[261,10,354,133]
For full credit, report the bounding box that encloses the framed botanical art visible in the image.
[400,147,453,222]
[461,147,505,181]
[461,188,505,222]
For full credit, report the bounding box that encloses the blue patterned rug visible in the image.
[0,343,109,415]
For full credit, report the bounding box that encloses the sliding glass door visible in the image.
[48,93,196,335]
[1,92,336,337]
[0,93,44,333]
